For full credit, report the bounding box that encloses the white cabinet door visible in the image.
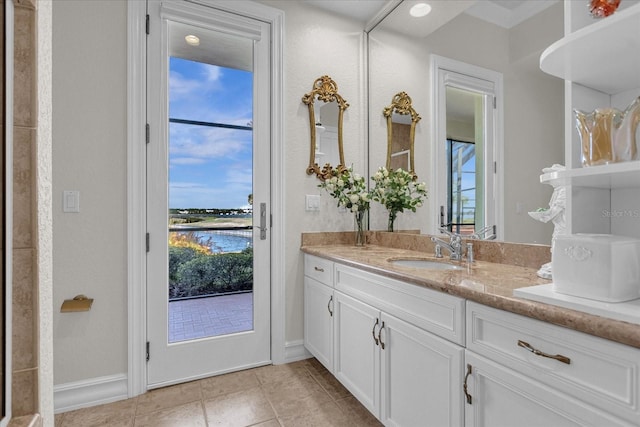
[464,351,633,427]
[380,313,464,427]
[334,291,381,418]
[303,276,334,372]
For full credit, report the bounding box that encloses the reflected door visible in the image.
[146,1,271,387]
[433,57,502,238]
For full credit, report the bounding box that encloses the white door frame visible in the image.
[430,55,504,239]
[126,0,285,397]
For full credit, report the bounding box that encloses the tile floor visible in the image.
[54,358,382,427]
[169,293,253,342]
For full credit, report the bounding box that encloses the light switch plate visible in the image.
[305,194,320,211]
[63,190,80,213]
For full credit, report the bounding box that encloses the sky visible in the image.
[168,57,253,209]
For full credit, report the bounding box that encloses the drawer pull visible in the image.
[372,318,380,346]
[314,266,324,272]
[463,364,472,404]
[378,321,386,350]
[517,340,571,365]
[327,295,333,317]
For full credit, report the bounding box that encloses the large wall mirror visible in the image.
[368,0,565,244]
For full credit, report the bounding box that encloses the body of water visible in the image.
[188,230,252,253]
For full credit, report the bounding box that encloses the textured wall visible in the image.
[36,0,54,424]
[52,0,128,384]
[259,0,367,344]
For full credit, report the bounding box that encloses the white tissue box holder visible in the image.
[552,234,640,302]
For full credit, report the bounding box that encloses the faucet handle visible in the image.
[438,227,455,237]
[470,225,496,240]
[434,244,443,258]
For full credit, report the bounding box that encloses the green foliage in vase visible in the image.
[371,167,427,229]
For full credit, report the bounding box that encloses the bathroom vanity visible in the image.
[302,238,640,427]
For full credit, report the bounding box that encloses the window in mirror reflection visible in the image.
[447,139,476,235]
[443,84,491,236]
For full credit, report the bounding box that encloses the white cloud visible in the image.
[169,126,251,161]
[170,181,206,189]
[203,64,222,83]
[225,168,253,185]
[171,157,206,166]
[169,70,202,99]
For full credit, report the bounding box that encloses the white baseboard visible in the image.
[55,343,307,412]
[54,373,128,414]
[284,339,312,363]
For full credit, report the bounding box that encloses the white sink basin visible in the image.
[390,259,462,270]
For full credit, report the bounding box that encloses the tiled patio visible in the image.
[169,292,253,342]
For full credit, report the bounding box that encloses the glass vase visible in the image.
[354,211,366,246]
[573,107,619,166]
[387,211,397,232]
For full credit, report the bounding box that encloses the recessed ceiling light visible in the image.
[410,3,432,18]
[185,34,200,46]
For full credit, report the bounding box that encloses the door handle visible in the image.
[253,202,267,240]
[372,318,380,346]
[517,340,571,365]
[378,321,386,350]
[463,364,473,404]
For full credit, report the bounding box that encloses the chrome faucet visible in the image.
[431,228,463,261]
[469,225,497,241]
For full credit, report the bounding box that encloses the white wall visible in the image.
[259,0,366,345]
[37,0,55,424]
[50,0,365,388]
[52,1,128,384]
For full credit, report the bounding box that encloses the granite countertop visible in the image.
[301,242,640,349]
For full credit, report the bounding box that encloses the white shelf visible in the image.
[540,3,640,95]
[540,161,640,189]
[514,284,640,325]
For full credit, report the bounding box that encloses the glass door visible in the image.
[146,2,271,387]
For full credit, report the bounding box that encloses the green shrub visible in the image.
[169,246,200,281]
[170,248,253,298]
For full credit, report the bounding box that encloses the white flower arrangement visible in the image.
[371,166,427,231]
[318,166,370,214]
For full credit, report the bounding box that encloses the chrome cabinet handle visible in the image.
[314,266,324,272]
[463,364,473,404]
[517,340,571,365]
[372,318,380,346]
[327,295,333,317]
[378,321,386,350]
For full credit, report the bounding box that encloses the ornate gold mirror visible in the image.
[383,91,420,179]
[303,75,349,180]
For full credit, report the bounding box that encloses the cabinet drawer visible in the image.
[467,301,640,423]
[336,263,465,345]
[304,254,334,286]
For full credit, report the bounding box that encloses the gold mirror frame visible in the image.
[383,91,421,179]
[302,75,349,180]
